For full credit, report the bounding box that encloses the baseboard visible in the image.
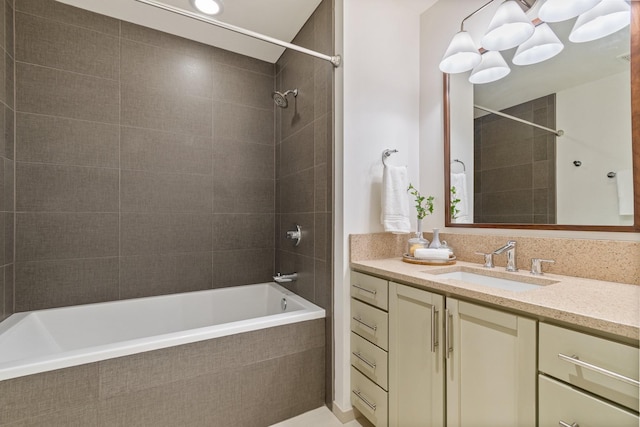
[331,401,355,423]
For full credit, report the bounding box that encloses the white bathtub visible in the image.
[0,282,325,381]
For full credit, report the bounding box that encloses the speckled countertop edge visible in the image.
[350,258,640,343]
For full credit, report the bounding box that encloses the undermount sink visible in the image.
[430,268,557,292]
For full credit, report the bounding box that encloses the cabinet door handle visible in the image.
[431,306,439,353]
[558,421,579,427]
[352,351,376,369]
[558,353,640,387]
[352,389,377,411]
[352,283,377,295]
[445,309,453,359]
[352,316,377,331]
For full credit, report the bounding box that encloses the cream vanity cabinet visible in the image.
[445,297,536,427]
[389,282,445,427]
[389,282,536,427]
[350,271,389,427]
[538,323,639,427]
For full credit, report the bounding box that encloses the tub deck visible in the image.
[0,282,325,381]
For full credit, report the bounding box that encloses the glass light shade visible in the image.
[191,0,224,15]
[569,0,630,43]
[513,23,564,65]
[439,31,482,73]
[481,0,535,51]
[469,51,511,84]
[538,0,601,23]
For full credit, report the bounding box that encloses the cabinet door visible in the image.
[446,298,536,427]
[389,282,445,427]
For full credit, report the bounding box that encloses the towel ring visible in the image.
[452,158,466,172]
[382,149,398,166]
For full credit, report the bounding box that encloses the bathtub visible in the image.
[0,282,325,381]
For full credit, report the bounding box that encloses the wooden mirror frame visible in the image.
[444,1,640,232]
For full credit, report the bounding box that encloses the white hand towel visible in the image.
[616,169,633,215]
[381,165,411,233]
[414,248,451,260]
[450,172,470,223]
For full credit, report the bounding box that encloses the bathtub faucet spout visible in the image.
[273,272,298,283]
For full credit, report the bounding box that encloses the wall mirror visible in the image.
[444,1,639,231]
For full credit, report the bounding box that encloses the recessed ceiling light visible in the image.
[190,0,224,15]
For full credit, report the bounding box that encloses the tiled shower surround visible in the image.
[474,95,557,224]
[275,0,334,405]
[0,0,335,423]
[13,0,277,309]
[0,0,14,323]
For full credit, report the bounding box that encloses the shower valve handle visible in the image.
[286,225,302,246]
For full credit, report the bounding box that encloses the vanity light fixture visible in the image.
[439,31,482,73]
[469,51,511,84]
[569,0,631,43]
[538,0,600,23]
[481,0,535,51]
[439,0,631,84]
[512,22,564,65]
[190,0,223,15]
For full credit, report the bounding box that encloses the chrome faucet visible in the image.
[493,240,518,272]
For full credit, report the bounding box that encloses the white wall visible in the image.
[334,0,426,412]
[556,71,633,225]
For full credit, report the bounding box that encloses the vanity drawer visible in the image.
[539,375,639,427]
[351,366,388,427]
[351,332,388,390]
[350,271,388,311]
[539,322,639,411]
[351,299,389,351]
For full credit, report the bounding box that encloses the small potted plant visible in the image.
[450,186,461,221]
[407,183,434,256]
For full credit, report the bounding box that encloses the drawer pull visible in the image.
[352,283,377,295]
[352,389,377,411]
[352,351,377,369]
[558,353,640,387]
[353,316,377,332]
[558,421,579,427]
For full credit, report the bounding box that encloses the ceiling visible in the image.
[55,0,323,63]
[56,0,441,63]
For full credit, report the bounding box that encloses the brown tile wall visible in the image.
[0,0,14,322]
[474,95,557,224]
[274,0,334,405]
[11,0,278,311]
[0,319,326,427]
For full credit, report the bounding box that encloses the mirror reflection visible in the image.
[445,1,634,227]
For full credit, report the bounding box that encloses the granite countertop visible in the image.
[350,258,640,344]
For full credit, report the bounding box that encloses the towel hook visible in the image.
[382,149,398,166]
[452,158,466,172]
[607,172,616,178]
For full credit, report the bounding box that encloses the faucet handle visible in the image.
[530,258,555,275]
[475,252,495,268]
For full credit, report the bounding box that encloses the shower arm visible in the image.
[133,0,342,67]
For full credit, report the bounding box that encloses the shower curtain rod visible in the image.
[474,104,564,137]
[133,0,342,67]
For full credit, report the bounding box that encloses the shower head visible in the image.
[272,89,298,108]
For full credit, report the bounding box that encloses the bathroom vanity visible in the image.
[349,258,639,427]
